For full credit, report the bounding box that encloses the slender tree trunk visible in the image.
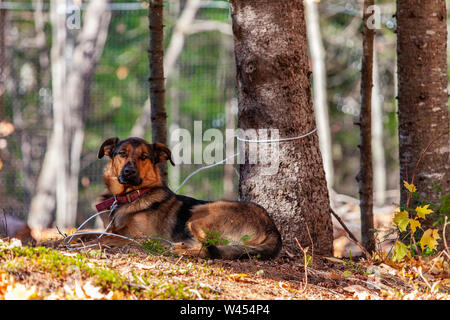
[358,0,376,252]
[0,3,5,120]
[304,0,334,190]
[50,0,70,228]
[149,0,168,183]
[397,0,450,208]
[28,0,111,229]
[65,0,111,227]
[229,0,334,255]
[371,47,386,206]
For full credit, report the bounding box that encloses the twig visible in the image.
[330,208,372,261]
[304,221,314,262]
[443,216,449,258]
[412,266,433,292]
[295,237,309,292]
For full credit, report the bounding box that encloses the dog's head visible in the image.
[98,137,174,195]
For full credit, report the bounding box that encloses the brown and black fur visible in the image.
[96,137,282,260]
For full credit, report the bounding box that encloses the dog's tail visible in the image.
[205,231,282,260]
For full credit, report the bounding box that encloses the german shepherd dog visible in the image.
[95,137,282,260]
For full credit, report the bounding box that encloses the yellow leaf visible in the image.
[393,210,410,232]
[415,204,433,219]
[392,241,410,262]
[420,229,440,251]
[403,181,416,193]
[229,273,254,283]
[230,273,249,279]
[409,219,421,234]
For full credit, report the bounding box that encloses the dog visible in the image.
[94,137,282,260]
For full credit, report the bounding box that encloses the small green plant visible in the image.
[202,229,230,247]
[141,239,168,255]
[391,181,442,262]
[240,234,253,245]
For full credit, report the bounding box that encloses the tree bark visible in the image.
[397,0,450,207]
[358,0,376,252]
[229,0,334,255]
[149,0,168,184]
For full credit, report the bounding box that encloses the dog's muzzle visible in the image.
[118,163,142,186]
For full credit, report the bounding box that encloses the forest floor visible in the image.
[0,204,449,300]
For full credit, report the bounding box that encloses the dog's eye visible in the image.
[140,155,148,161]
[119,151,127,158]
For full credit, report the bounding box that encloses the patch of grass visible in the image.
[141,239,169,256]
[0,244,127,291]
[202,229,230,247]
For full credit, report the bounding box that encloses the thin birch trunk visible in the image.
[371,46,386,206]
[304,0,334,189]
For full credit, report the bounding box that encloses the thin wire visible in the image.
[63,209,109,245]
[175,152,240,193]
[236,128,317,143]
[175,127,317,192]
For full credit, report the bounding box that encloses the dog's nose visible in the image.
[123,165,136,176]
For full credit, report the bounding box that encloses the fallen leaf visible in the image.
[74,280,87,299]
[4,284,38,300]
[83,281,105,299]
[343,284,367,293]
[229,273,255,283]
[278,281,295,293]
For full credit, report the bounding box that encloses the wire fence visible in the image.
[0,1,238,227]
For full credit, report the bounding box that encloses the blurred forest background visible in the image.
[0,0,448,230]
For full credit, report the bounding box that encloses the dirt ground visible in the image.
[1,203,448,300]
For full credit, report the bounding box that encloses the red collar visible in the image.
[95,188,152,212]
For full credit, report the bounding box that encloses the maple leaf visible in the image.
[409,219,421,234]
[393,210,410,232]
[403,181,416,193]
[392,241,410,262]
[420,229,440,251]
[415,204,433,219]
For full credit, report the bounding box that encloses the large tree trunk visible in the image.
[149,0,168,184]
[229,0,334,255]
[358,0,376,252]
[397,0,450,207]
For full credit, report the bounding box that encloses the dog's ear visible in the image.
[98,137,120,159]
[153,143,175,166]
